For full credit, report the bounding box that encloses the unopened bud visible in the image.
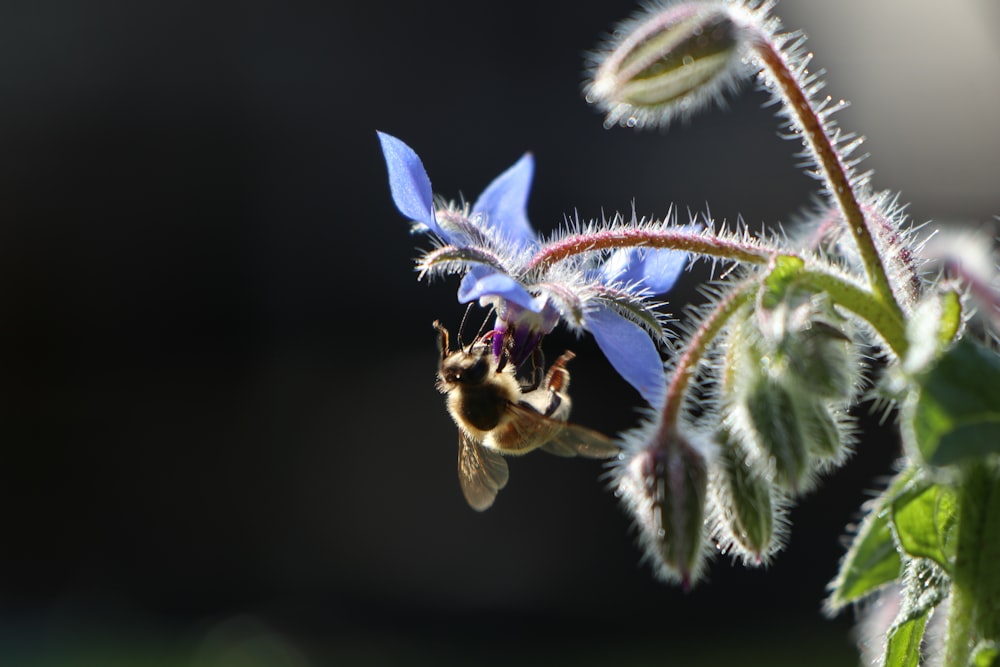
[586,3,745,129]
[902,288,963,377]
[730,316,854,484]
[796,397,845,462]
[757,264,856,399]
[711,427,786,564]
[739,374,812,493]
[616,427,710,588]
[782,319,854,399]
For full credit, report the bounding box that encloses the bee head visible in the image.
[440,346,492,386]
[435,319,499,387]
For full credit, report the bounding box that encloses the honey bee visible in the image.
[434,321,619,511]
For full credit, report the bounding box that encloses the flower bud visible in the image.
[710,426,787,564]
[739,374,812,493]
[796,397,845,462]
[586,3,746,128]
[757,276,856,400]
[781,319,855,399]
[726,312,853,492]
[616,426,710,588]
[901,288,963,378]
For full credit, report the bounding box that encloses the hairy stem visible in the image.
[527,227,771,273]
[796,269,909,358]
[943,584,974,667]
[658,260,908,435]
[749,38,903,317]
[660,279,758,428]
[944,463,1000,667]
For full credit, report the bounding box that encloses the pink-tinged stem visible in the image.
[659,279,757,431]
[527,227,770,273]
[751,39,902,316]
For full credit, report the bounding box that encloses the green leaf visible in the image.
[905,338,1000,466]
[901,558,948,620]
[827,504,900,610]
[891,482,958,572]
[972,641,1000,667]
[884,611,929,667]
[826,469,920,613]
[937,288,962,346]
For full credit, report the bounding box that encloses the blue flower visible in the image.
[377,131,687,404]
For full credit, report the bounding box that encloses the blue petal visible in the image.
[471,152,536,251]
[636,247,688,293]
[601,247,687,294]
[458,271,541,312]
[585,307,666,404]
[600,249,640,283]
[377,131,443,237]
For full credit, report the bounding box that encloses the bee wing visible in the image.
[505,403,620,459]
[542,423,620,459]
[458,431,510,511]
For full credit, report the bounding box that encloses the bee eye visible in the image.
[461,357,489,384]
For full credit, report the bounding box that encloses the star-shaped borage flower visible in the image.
[378,131,689,404]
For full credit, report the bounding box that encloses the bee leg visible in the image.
[545,351,575,393]
[534,351,575,417]
[519,346,547,392]
[533,352,569,417]
[493,328,513,374]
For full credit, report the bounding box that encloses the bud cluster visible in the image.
[584,0,921,587]
[732,282,857,474]
[617,270,863,582]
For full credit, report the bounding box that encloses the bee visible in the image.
[434,321,620,511]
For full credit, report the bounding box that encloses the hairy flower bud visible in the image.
[796,397,844,462]
[756,264,857,400]
[725,306,852,492]
[616,425,711,588]
[739,374,812,492]
[781,320,855,400]
[586,2,748,129]
[710,427,787,564]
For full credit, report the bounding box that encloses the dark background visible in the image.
[1,1,998,665]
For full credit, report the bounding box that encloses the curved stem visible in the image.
[796,269,909,359]
[749,38,904,319]
[660,278,758,428]
[527,227,771,273]
[658,262,908,437]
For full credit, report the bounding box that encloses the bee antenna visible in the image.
[474,309,492,336]
[456,303,476,349]
[471,305,496,348]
